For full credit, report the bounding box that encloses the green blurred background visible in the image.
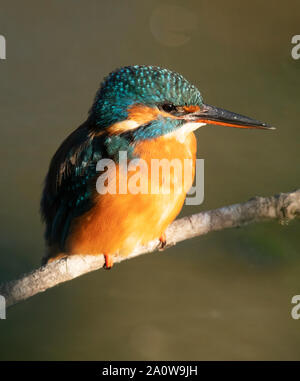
[0,0,299,360]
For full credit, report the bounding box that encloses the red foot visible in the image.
[159,232,167,250]
[104,254,113,269]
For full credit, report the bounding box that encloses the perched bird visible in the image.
[41,65,273,268]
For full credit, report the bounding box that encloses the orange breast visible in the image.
[66,132,197,256]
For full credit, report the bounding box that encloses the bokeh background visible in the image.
[0,0,300,360]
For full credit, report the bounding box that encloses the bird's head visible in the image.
[89,65,273,142]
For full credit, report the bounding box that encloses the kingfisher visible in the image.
[41,65,273,268]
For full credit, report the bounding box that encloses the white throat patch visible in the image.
[167,122,206,143]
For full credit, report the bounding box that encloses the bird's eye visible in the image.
[161,103,178,113]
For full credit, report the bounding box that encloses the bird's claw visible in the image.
[158,233,167,251]
[104,254,113,270]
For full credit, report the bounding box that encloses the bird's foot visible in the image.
[158,232,167,251]
[104,254,114,270]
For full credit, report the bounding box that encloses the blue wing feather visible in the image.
[40,121,106,254]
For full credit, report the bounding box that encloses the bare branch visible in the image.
[1,189,299,307]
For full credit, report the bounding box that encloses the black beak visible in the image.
[190,103,275,130]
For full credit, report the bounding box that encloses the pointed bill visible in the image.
[189,104,275,130]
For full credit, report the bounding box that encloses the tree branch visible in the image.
[1,189,299,308]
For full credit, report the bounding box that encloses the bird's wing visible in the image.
[40,122,106,253]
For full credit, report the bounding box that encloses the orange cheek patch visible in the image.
[128,104,176,124]
[128,104,157,124]
[106,105,168,135]
[106,104,200,135]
